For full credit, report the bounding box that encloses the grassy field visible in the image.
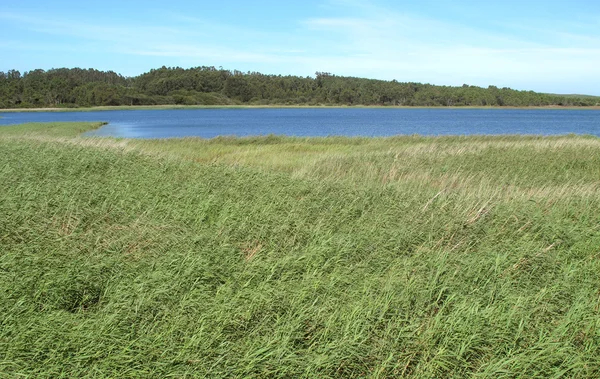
[1,122,599,377]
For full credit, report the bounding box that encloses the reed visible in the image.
[1,122,599,377]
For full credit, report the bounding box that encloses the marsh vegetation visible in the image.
[1,122,599,377]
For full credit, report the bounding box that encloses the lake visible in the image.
[1,108,599,138]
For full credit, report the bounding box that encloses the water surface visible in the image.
[0,108,599,138]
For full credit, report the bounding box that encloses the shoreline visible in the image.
[2,104,600,112]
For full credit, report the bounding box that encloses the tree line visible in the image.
[1,66,598,108]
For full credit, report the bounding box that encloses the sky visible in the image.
[1,0,600,95]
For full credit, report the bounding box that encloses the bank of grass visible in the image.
[1,122,599,377]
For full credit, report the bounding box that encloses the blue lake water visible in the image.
[1,108,599,138]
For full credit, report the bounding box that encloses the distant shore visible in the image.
[2,104,600,112]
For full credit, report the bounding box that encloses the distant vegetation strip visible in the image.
[5,105,600,113]
[1,66,599,109]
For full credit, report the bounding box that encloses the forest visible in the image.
[1,66,598,108]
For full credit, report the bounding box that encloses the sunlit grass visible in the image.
[1,122,599,377]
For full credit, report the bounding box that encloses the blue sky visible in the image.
[1,0,599,94]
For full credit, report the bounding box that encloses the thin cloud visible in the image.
[1,1,599,94]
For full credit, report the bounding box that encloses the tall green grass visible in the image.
[1,123,599,377]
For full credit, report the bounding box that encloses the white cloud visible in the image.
[296,1,600,93]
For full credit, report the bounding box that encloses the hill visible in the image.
[1,66,599,109]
